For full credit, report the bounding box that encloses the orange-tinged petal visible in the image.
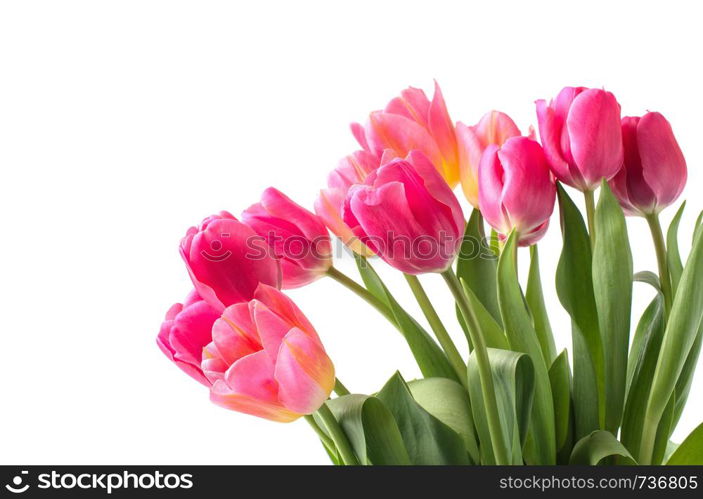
[274,328,335,415]
[210,380,300,422]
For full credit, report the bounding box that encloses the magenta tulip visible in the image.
[157,290,220,386]
[342,151,464,274]
[243,188,332,289]
[180,211,281,313]
[536,86,623,191]
[201,284,335,422]
[456,111,523,207]
[351,82,461,187]
[315,150,381,256]
[479,137,556,246]
[609,112,687,216]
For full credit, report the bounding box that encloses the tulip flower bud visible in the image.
[201,285,335,422]
[351,82,461,187]
[536,86,623,192]
[342,151,465,274]
[157,290,220,386]
[609,112,687,216]
[180,211,281,312]
[315,150,380,256]
[478,137,556,246]
[243,188,332,289]
[457,111,522,207]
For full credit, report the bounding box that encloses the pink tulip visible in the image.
[201,284,335,422]
[456,111,523,207]
[314,150,380,256]
[479,137,556,246]
[351,82,461,187]
[609,113,687,216]
[242,188,332,289]
[342,151,465,274]
[157,290,220,386]
[536,86,623,191]
[180,211,281,313]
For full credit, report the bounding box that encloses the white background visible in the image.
[1,1,701,465]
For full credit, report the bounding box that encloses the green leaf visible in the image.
[467,348,535,465]
[694,210,703,243]
[672,321,703,428]
[569,430,636,465]
[667,201,686,292]
[556,184,604,438]
[408,377,480,464]
[549,350,573,461]
[497,232,555,464]
[460,282,509,350]
[634,270,661,292]
[377,373,470,465]
[353,254,459,382]
[621,296,665,460]
[592,181,633,433]
[456,210,501,325]
[641,223,703,463]
[526,245,557,365]
[666,422,703,464]
[315,395,411,465]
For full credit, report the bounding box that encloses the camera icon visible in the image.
[5,470,29,494]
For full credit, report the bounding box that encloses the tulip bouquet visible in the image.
[158,83,703,466]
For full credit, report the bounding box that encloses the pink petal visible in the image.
[536,99,572,185]
[274,328,335,415]
[368,111,444,169]
[637,112,687,209]
[224,350,279,404]
[210,380,299,422]
[566,89,623,188]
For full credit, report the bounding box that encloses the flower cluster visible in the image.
[158,82,699,467]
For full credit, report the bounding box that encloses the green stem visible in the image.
[326,266,396,324]
[304,415,335,451]
[584,189,596,248]
[403,273,467,387]
[316,403,359,465]
[441,268,509,465]
[334,378,350,396]
[646,213,673,315]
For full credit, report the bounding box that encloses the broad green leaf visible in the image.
[640,225,703,464]
[456,210,501,325]
[467,348,535,465]
[672,321,703,427]
[315,395,411,465]
[634,270,661,292]
[652,391,676,465]
[621,296,665,460]
[556,184,603,438]
[408,377,480,464]
[353,254,458,382]
[497,232,555,464]
[377,373,470,465]
[490,229,500,257]
[461,282,509,350]
[666,422,703,464]
[570,430,636,465]
[549,350,573,462]
[526,245,557,364]
[593,181,633,433]
[625,296,664,397]
[666,202,686,292]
